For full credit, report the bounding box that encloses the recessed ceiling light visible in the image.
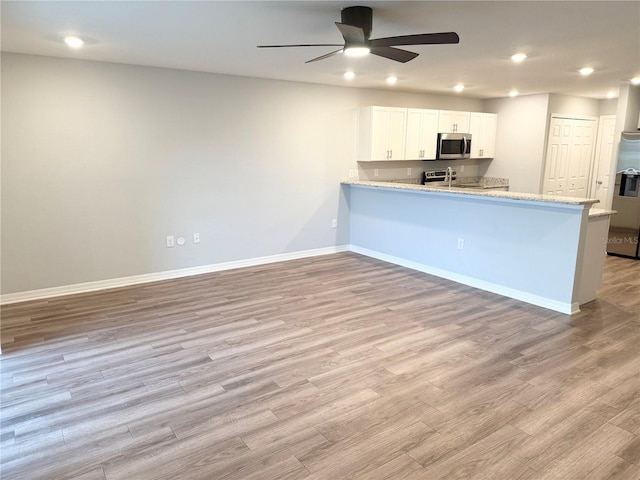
[343,46,370,58]
[343,71,355,80]
[511,53,527,63]
[64,35,84,49]
[631,77,640,85]
[509,90,519,97]
[578,67,594,76]
[386,76,398,85]
[606,91,617,99]
[453,84,465,92]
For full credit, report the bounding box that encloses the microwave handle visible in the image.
[461,137,467,155]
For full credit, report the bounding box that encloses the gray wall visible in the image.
[483,93,609,194]
[1,53,482,294]
[482,94,550,193]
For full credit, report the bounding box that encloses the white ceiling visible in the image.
[2,1,639,99]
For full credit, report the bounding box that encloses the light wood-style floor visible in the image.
[1,253,639,479]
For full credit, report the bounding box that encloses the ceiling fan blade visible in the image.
[370,46,419,63]
[335,22,366,44]
[369,32,460,47]
[257,44,343,48]
[305,49,344,64]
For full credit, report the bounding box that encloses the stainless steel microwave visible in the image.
[436,133,472,160]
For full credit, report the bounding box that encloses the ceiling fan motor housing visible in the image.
[341,6,373,39]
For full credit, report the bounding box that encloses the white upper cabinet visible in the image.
[469,113,498,158]
[405,109,439,160]
[438,110,470,133]
[358,106,407,161]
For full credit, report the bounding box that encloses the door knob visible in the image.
[597,180,603,185]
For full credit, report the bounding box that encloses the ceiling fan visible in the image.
[257,6,459,64]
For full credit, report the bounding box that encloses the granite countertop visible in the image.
[342,180,601,207]
[454,176,509,189]
[589,208,617,218]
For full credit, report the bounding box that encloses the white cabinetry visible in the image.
[405,108,439,160]
[469,113,498,158]
[438,110,470,133]
[358,106,407,161]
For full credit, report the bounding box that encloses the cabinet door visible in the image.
[420,109,439,159]
[387,107,407,160]
[438,111,455,132]
[481,114,497,158]
[370,107,390,161]
[453,112,470,133]
[469,113,497,158]
[438,110,470,133]
[405,109,439,160]
[469,113,484,157]
[405,109,423,160]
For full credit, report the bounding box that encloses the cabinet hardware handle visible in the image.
[597,180,603,185]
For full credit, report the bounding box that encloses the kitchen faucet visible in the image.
[445,166,453,189]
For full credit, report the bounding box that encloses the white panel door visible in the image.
[543,117,597,198]
[575,121,595,197]
[591,115,617,208]
[543,118,571,195]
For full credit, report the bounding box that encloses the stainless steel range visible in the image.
[422,169,457,185]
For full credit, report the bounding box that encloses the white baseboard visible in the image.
[1,246,350,305]
[349,245,579,315]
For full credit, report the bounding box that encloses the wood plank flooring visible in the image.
[1,252,639,479]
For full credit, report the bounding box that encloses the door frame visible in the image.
[590,115,617,208]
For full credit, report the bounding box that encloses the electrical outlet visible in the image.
[374,168,379,177]
[193,232,200,244]
[407,167,412,176]
[332,219,338,229]
[457,238,465,250]
[166,236,175,248]
[177,236,186,246]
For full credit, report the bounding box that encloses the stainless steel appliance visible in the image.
[435,133,471,160]
[421,168,457,185]
[608,170,640,258]
[607,132,640,259]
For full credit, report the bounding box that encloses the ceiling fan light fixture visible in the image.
[578,67,594,76]
[511,53,527,63]
[343,46,371,58]
[453,84,465,92]
[386,76,398,85]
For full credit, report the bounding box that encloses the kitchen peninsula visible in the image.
[342,180,614,314]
